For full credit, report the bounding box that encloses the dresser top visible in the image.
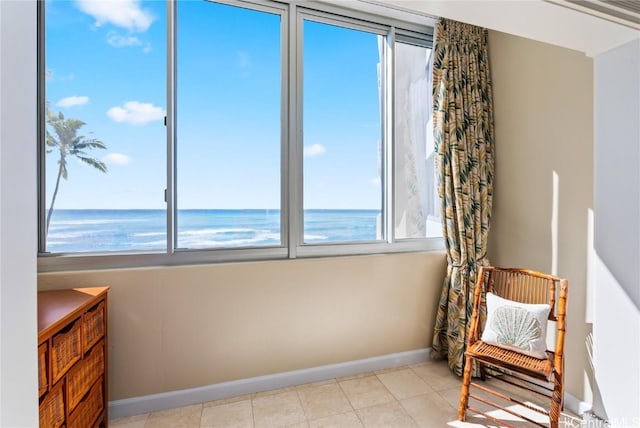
[38,287,109,339]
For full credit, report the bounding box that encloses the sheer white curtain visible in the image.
[394,42,439,239]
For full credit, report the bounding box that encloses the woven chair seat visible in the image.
[467,341,553,380]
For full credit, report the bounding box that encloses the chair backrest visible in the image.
[483,267,561,321]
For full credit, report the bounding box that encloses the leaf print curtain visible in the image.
[431,18,495,376]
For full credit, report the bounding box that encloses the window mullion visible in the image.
[383,28,395,244]
[280,5,291,255]
[288,4,303,258]
[37,0,47,253]
[166,0,177,254]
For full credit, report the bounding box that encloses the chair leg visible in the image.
[549,374,563,428]
[458,354,474,421]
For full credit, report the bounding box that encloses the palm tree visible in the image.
[45,106,108,235]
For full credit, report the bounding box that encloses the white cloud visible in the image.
[56,96,89,108]
[47,70,75,82]
[104,153,132,165]
[107,101,165,125]
[237,51,251,69]
[75,0,154,32]
[304,144,326,157]
[370,177,381,186]
[107,32,142,48]
[106,31,152,52]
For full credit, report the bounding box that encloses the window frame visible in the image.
[37,0,442,273]
[172,0,289,253]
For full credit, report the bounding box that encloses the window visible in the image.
[38,0,441,270]
[176,1,283,249]
[302,19,382,244]
[42,0,167,253]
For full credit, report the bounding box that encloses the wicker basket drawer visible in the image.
[68,377,103,428]
[51,318,82,384]
[39,382,65,428]
[38,342,48,397]
[82,302,105,353]
[67,340,104,412]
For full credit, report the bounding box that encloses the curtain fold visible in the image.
[431,18,495,376]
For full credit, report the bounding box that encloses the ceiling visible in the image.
[356,0,640,56]
[551,0,640,29]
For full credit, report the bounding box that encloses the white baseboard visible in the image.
[564,391,593,417]
[109,348,433,420]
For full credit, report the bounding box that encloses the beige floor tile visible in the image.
[203,393,254,408]
[374,365,409,375]
[377,368,433,400]
[144,404,202,428]
[408,355,444,369]
[411,361,462,392]
[484,401,561,427]
[451,410,552,428]
[443,382,535,420]
[400,392,459,428]
[335,372,371,382]
[452,412,554,427]
[338,375,396,409]
[298,379,338,388]
[297,382,353,420]
[356,401,418,428]
[285,422,310,428]
[253,385,297,399]
[446,416,504,427]
[467,410,539,428]
[438,386,468,412]
[439,385,499,415]
[308,411,364,428]
[457,396,576,428]
[110,413,149,428]
[252,390,306,428]
[200,399,254,428]
[445,385,579,428]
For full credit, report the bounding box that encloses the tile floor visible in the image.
[110,359,581,428]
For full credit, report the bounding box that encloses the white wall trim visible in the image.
[564,391,592,417]
[109,348,432,419]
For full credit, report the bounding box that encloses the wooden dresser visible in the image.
[38,287,109,428]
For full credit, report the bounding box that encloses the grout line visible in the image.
[336,374,363,427]
[250,394,256,428]
[294,388,307,425]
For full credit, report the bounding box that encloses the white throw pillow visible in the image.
[480,292,551,359]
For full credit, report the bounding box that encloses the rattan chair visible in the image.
[458,266,569,428]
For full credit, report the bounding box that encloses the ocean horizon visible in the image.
[45,209,381,253]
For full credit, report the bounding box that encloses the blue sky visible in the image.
[45,0,382,210]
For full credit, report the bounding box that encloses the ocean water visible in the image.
[45,209,380,253]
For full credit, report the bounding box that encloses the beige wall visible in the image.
[487,30,594,403]
[39,252,447,400]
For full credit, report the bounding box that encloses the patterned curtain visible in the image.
[431,18,495,376]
